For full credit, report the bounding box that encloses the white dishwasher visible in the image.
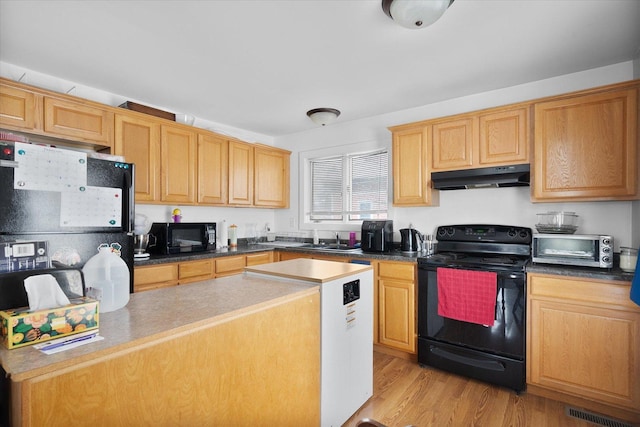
[245,258,374,427]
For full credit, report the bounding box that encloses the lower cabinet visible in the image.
[527,273,640,421]
[377,261,416,354]
[134,263,179,292]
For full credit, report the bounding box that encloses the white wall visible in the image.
[274,62,638,249]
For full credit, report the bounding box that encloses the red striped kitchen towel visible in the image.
[437,267,498,326]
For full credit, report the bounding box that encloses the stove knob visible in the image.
[507,228,517,238]
[519,230,529,239]
[446,227,455,236]
[437,228,447,237]
[602,255,610,263]
[602,246,611,253]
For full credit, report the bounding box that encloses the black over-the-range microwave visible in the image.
[147,222,216,254]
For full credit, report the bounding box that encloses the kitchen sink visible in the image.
[302,243,361,253]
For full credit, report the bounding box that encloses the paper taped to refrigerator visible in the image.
[13,142,87,192]
[60,186,122,227]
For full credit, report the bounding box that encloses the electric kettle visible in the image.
[400,228,423,252]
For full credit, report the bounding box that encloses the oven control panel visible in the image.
[436,224,531,244]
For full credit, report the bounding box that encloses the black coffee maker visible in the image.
[361,220,393,253]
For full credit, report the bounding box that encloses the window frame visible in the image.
[299,140,392,232]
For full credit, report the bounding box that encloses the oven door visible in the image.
[417,264,526,392]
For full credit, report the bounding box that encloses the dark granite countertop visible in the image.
[134,243,635,283]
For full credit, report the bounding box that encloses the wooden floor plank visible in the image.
[343,351,594,427]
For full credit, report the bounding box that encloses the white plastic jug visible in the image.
[82,244,130,313]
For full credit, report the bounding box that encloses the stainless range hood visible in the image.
[432,164,530,190]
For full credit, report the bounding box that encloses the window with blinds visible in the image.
[310,149,388,223]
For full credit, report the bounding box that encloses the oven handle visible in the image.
[430,346,506,372]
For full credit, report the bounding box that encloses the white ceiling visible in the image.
[1,1,639,137]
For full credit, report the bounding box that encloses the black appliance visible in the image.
[431,164,530,190]
[361,220,393,253]
[400,227,423,252]
[147,222,216,255]
[0,140,135,292]
[417,224,532,393]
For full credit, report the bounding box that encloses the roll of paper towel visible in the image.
[219,219,228,248]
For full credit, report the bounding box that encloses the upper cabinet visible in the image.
[228,139,254,206]
[160,125,197,204]
[0,78,114,149]
[114,114,160,202]
[390,125,438,206]
[532,82,639,201]
[0,83,39,130]
[254,144,291,208]
[43,97,114,147]
[197,133,228,205]
[431,105,530,171]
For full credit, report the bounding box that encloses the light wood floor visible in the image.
[342,351,594,427]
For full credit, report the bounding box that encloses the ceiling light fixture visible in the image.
[306,108,341,126]
[382,0,454,29]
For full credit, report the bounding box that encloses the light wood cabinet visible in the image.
[245,251,274,266]
[532,83,639,201]
[178,259,214,284]
[160,125,197,204]
[114,114,160,201]
[431,106,530,171]
[197,132,228,205]
[277,251,312,261]
[377,261,416,354]
[228,140,254,206]
[432,116,476,170]
[527,273,640,418]
[254,144,290,208]
[43,97,114,148]
[390,126,438,206]
[134,263,179,292]
[0,83,39,130]
[215,254,248,277]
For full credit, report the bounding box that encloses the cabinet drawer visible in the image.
[378,261,415,281]
[179,259,213,280]
[134,264,178,292]
[215,255,246,276]
[528,274,634,309]
[246,252,273,266]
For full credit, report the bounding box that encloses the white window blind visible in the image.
[310,149,388,223]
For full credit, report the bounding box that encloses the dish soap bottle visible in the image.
[83,244,130,313]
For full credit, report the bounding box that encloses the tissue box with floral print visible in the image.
[0,297,98,349]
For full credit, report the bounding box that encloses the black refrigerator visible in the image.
[0,140,135,292]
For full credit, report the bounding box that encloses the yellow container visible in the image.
[0,297,99,349]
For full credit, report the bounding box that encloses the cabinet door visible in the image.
[161,125,197,204]
[479,107,529,166]
[254,145,290,208]
[392,127,435,206]
[115,114,161,202]
[533,87,638,201]
[228,140,254,206]
[134,264,179,292]
[377,262,416,353]
[43,97,114,147]
[197,133,228,205]
[431,117,477,171]
[0,83,39,130]
[528,274,640,412]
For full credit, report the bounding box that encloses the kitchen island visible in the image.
[1,272,321,426]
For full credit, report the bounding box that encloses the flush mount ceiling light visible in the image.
[306,108,341,126]
[382,0,455,29]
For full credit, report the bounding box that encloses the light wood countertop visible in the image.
[0,273,318,382]
[244,258,373,283]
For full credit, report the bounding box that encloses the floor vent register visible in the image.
[565,406,634,427]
